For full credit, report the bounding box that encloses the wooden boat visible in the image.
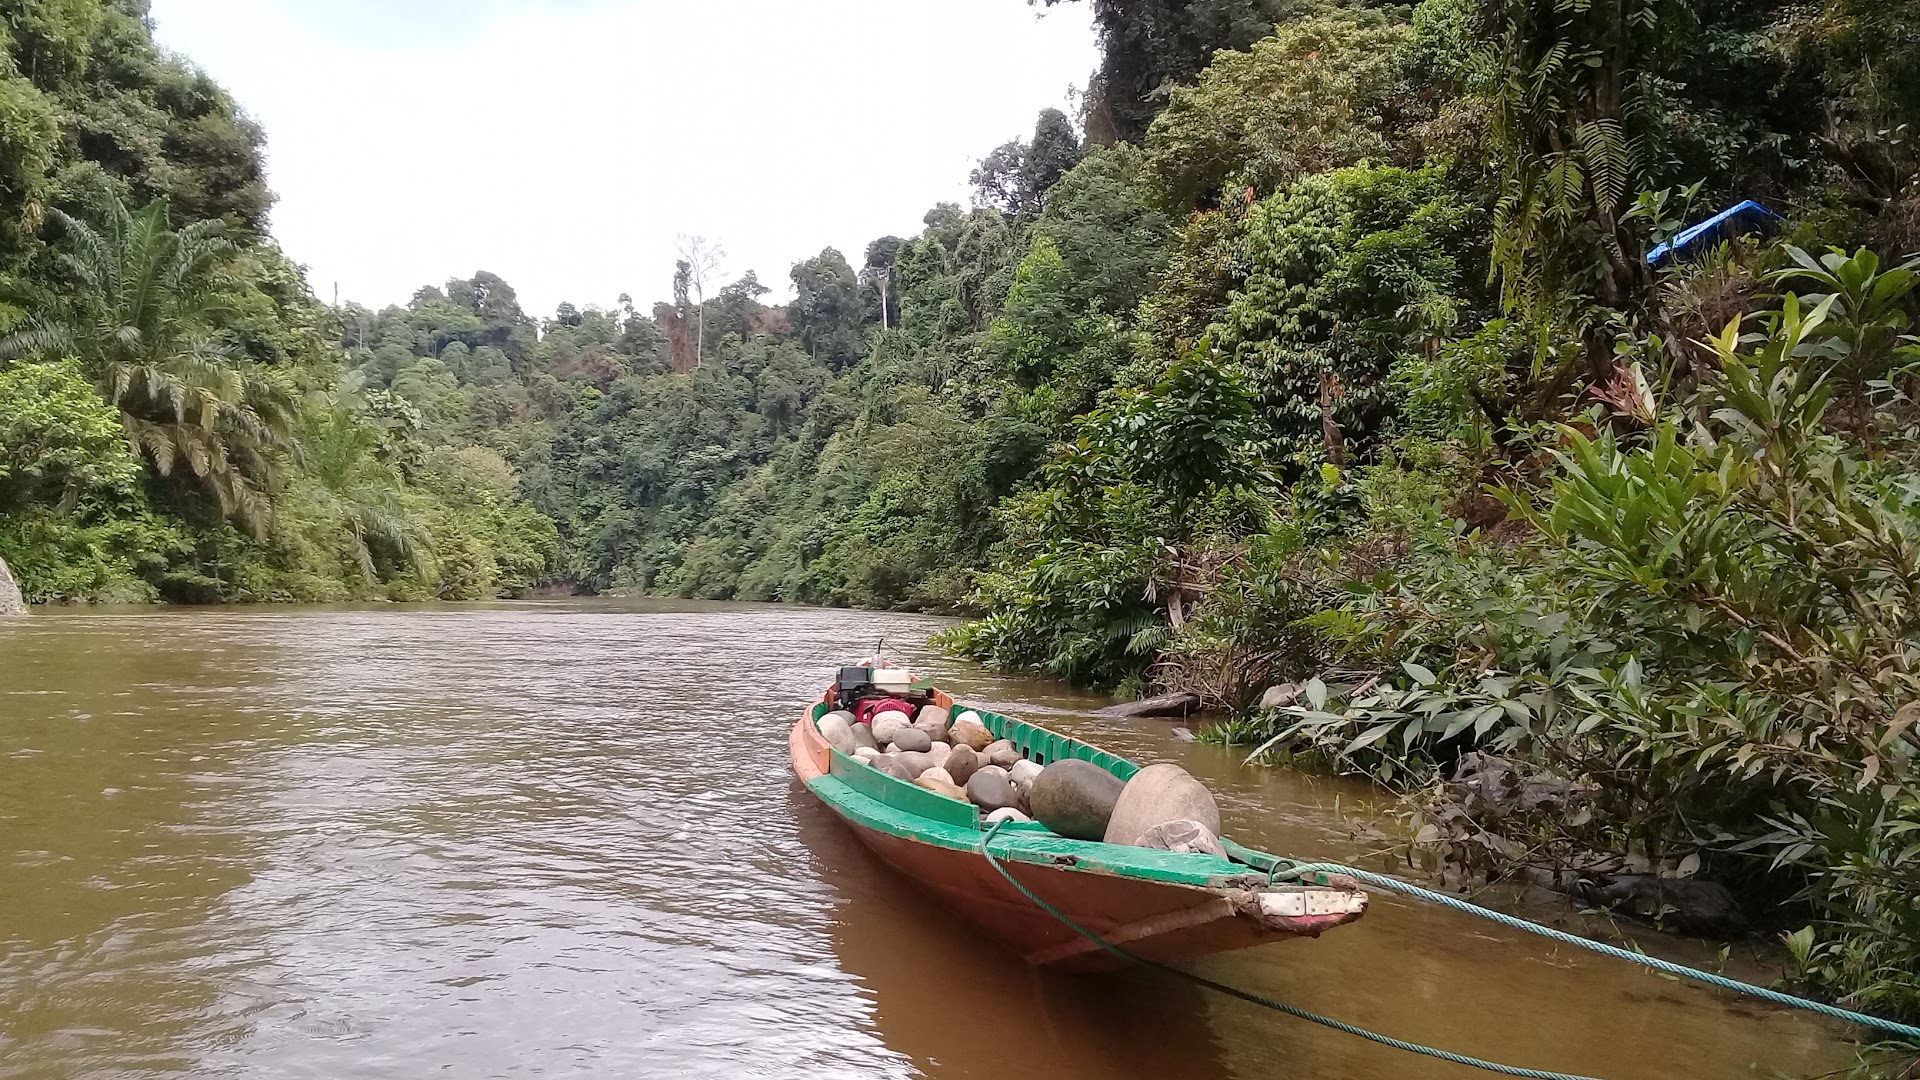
[790,679,1367,971]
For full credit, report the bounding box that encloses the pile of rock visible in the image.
[817,704,1228,856]
[818,706,1039,825]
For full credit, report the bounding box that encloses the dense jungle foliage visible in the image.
[0,0,555,602]
[3,0,1920,1034]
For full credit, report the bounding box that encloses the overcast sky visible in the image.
[146,0,1098,318]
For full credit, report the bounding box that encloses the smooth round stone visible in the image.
[850,723,879,752]
[949,716,993,751]
[915,773,969,801]
[1104,763,1222,848]
[919,766,956,787]
[945,745,982,785]
[984,807,1033,825]
[824,709,856,726]
[876,755,914,781]
[852,746,881,763]
[967,766,1020,812]
[871,710,912,745]
[1007,759,1042,791]
[1030,759,1126,842]
[1138,818,1228,858]
[983,740,1021,769]
[889,727,933,754]
[914,705,951,741]
[925,741,952,766]
[817,713,857,755]
[895,750,934,778]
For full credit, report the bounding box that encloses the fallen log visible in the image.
[1096,692,1202,718]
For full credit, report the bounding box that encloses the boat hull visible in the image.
[790,711,1360,971]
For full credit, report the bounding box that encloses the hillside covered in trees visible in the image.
[5,0,1920,1035]
[0,0,554,603]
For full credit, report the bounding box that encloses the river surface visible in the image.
[0,600,1860,1079]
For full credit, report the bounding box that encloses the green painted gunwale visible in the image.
[805,702,1289,887]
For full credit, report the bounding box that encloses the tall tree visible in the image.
[788,247,864,369]
[1021,108,1084,211]
[862,236,905,329]
[1143,11,1419,210]
[675,233,725,367]
[665,258,696,373]
[970,109,1087,218]
[1480,0,1688,378]
[970,140,1028,215]
[1038,0,1297,142]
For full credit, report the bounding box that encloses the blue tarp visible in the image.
[1646,199,1787,266]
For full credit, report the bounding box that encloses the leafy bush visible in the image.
[0,359,138,509]
[1242,288,1920,1017]
[1144,11,1422,210]
[1213,164,1480,467]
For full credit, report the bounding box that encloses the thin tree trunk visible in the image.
[1319,373,1347,472]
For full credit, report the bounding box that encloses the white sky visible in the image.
[146,0,1098,318]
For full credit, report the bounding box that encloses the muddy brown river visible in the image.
[0,600,1861,1078]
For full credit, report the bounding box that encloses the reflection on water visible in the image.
[0,600,1857,1079]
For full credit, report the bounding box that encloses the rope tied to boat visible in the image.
[975,820,1606,1080]
[1264,861,1920,1043]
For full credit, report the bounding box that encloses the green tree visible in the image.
[1038,0,1297,142]
[1143,11,1421,212]
[1022,107,1084,212]
[289,398,427,583]
[1212,164,1478,465]
[1477,0,1688,347]
[970,108,1085,219]
[2,197,294,532]
[986,146,1171,413]
[1029,143,1171,315]
[0,65,59,259]
[0,357,135,510]
[789,247,865,369]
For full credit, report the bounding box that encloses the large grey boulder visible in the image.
[871,711,912,745]
[1104,764,1222,848]
[913,705,951,743]
[0,556,24,616]
[1029,759,1126,841]
[966,766,1020,813]
[945,745,982,786]
[889,727,933,754]
[1574,875,1748,938]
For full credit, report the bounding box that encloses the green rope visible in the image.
[975,821,1607,1080]
[1268,862,1920,1042]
